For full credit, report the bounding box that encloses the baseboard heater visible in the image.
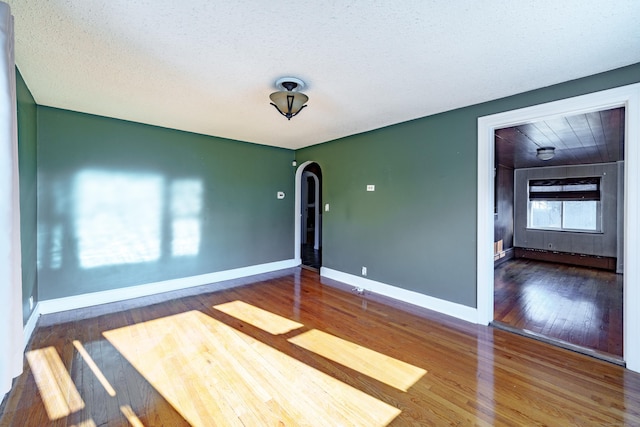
[514,247,616,271]
[494,247,514,266]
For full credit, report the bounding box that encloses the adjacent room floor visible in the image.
[301,243,321,270]
[2,267,637,426]
[494,258,623,362]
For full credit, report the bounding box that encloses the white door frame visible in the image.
[477,83,640,372]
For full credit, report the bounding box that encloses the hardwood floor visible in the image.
[494,258,623,359]
[2,268,639,426]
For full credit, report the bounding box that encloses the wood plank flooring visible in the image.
[494,258,623,358]
[2,267,639,426]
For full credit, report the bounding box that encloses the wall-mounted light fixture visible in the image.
[270,77,308,120]
[536,147,555,161]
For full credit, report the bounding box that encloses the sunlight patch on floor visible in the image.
[103,310,400,426]
[120,405,144,427]
[213,300,304,335]
[26,347,85,420]
[72,340,116,397]
[289,329,427,392]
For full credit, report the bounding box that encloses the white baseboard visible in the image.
[25,261,478,347]
[320,267,479,324]
[23,302,41,349]
[36,259,298,316]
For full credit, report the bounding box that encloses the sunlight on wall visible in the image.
[74,170,163,268]
[49,224,64,269]
[289,329,427,392]
[38,176,68,270]
[25,347,85,420]
[70,171,203,268]
[103,310,401,426]
[39,223,64,270]
[213,300,304,335]
[170,179,202,257]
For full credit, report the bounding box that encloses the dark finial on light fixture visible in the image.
[536,147,555,161]
[270,77,308,120]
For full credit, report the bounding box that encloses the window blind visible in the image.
[528,177,601,201]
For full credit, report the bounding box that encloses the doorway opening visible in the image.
[477,83,640,372]
[492,107,624,363]
[296,162,322,271]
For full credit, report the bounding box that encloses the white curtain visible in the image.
[0,1,23,398]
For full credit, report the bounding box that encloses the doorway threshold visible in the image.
[491,321,625,367]
[301,264,319,273]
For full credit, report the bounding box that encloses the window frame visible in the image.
[526,177,603,233]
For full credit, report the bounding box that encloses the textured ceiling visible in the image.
[6,1,640,150]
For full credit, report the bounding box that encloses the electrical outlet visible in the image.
[362,266,367,276]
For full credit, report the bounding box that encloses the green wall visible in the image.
[37,108,295,299]
[21,62,640,307]
[16,68,37,324]
[296,62,640,308]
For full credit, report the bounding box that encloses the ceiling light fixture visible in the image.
[536,147,555,161]
[270,77,308,120]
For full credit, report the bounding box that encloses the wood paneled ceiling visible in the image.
[495,107,625,169]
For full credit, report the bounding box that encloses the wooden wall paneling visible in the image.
[494,107,624,170]
[513,163,618,258]
[494,164,514,253]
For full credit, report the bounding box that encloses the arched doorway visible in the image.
[295,162,322,271]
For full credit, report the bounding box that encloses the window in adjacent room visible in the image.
[527,177,601,232]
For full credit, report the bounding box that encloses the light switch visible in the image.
[325,203,330,212]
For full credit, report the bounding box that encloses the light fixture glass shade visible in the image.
[270,91,308,120]
[536,147,555,160]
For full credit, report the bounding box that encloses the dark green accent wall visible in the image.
[296,63,640,308]
[16,67,37,324]
[37,108,294,299]
[21,62,640,307]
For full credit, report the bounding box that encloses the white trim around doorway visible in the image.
[477,83,640,372]
[294,161,315,264]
